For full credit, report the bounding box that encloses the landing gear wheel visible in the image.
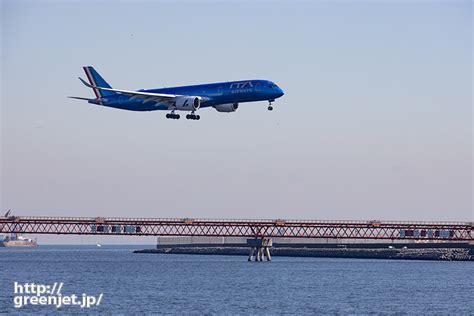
[186,114,200,120]
[268,99,274,111]
[166,113,180,119]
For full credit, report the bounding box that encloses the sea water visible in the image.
[0,245,472,314]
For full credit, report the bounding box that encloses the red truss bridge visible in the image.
[0,216,472,241]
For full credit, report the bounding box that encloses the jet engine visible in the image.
[175,96,200,111]
[213,103,239,113]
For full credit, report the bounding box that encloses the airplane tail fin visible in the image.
[82,66,117,98]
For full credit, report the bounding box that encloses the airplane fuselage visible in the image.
[91,79,284,111]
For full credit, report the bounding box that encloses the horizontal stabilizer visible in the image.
[68,96,96,101]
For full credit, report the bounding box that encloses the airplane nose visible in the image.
[277,88,284,98]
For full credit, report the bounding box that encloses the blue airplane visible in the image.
[70,66,284,120]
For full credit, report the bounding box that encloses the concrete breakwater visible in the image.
[134,243,474,261]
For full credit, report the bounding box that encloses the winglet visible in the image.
[79,77,93,88]
[82,66,117,98]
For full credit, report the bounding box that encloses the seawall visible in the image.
[134,243,474,261]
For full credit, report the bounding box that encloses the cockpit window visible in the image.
[269,84,277,89]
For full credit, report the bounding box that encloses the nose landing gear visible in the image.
[268,99,275,111]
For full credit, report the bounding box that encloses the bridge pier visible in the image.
[247,238,272,262]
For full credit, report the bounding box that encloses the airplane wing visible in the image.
[78,77,179,104]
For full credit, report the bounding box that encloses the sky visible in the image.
[1,0,472,243]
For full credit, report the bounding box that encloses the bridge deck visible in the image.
[1,216,472,241]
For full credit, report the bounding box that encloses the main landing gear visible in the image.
[186,113,200,120]
[166,110,200,120]
[268,99,274,111]
[166,112,180,119]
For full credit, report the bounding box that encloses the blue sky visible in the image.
[1,0,472,243]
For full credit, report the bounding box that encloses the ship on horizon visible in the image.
[0,233,37,248]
